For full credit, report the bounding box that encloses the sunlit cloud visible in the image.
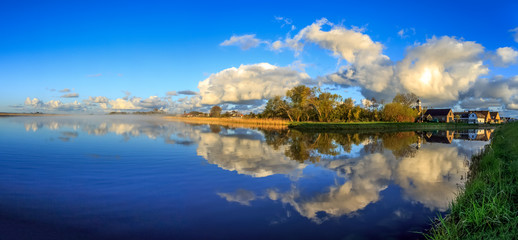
[492,47,518,67]
[198,63,310,105]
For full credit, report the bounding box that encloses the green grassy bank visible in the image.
[288,122,496,132]
[426,122,518,239]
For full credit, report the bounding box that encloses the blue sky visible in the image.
[1,0,518,116]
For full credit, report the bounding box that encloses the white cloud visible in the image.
[25,97,83,111]
[220,34,268,50]
[198,63,310,105]
[510,27,518,43]
[460,76,518,110]
[493,47,518,66]
[85,96,109,103]
[397,36,488,103]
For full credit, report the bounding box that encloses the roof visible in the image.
[490,112,499,118]
[472,112,486,118]
[424,109,452,116]
[454,112,470,118]
[471,111,490,116]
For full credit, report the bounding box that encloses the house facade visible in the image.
[468,112,486,124]
[423,109,454,123]
[490,112,500,124]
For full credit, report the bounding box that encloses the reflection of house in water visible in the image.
[423,130,454,144]
[454,129,493,141]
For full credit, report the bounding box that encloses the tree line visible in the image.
[206,85,420,123]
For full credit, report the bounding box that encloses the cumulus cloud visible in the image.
[61,93,79,98]
[220,34,268,50]
[460,76,518,110]
[177,90,198,95]
[59,88,71,93]
[85,96,109,103]
[25,97,83,111]
[198,63,310,105]
[492,47,518,66]
[397,36,488,103]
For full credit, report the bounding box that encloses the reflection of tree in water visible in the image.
[380,132,419,159]
[209,124,222,134]
[262,130,419,163]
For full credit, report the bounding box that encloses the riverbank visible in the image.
[426,122,518,239]
[289,122,497,132]
[163,116,288,129]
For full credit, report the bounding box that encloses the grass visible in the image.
[289,121,497,132]
[163,116,289,129]
[425,122,518,239]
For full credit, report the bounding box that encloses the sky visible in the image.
[1,0,518,116]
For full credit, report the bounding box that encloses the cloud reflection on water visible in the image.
[17,116,490,222]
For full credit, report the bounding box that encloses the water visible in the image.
[0,116,492,239]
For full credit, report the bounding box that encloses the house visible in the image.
[468,112,487,124]
[423,109,454,123]
[454,112,470,123]
[471,111,491,123]
[424,130,454,144]
[489,112,500,124]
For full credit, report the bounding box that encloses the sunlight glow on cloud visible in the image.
[198,63,310,105]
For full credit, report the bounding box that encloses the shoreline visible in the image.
[426,122,518,239]
[162,116,289,130]
[289,122,499,132]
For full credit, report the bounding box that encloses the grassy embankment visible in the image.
[289,122,496,132]
[163,116,289,129]
[425,122,518,239]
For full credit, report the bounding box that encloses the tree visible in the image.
[285,85,314,122]
[209,105,222,117]
[382,102,418,122]
[262,96,289,119]
[392,93,419,107]
[308,88,341,122]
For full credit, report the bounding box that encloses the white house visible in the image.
[469,112,486,124]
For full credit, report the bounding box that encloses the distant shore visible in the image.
[289,122,499,132]
[0,113,65,117]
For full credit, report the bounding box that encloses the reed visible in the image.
[163,116,289,129]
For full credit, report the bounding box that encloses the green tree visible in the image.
[262,96,289,119]
[209,105,222,117]
[286,85,314,122]
[308,88,341,122]
[392,93,419,107]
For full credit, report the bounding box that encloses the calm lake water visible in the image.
[0,116,492,239]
